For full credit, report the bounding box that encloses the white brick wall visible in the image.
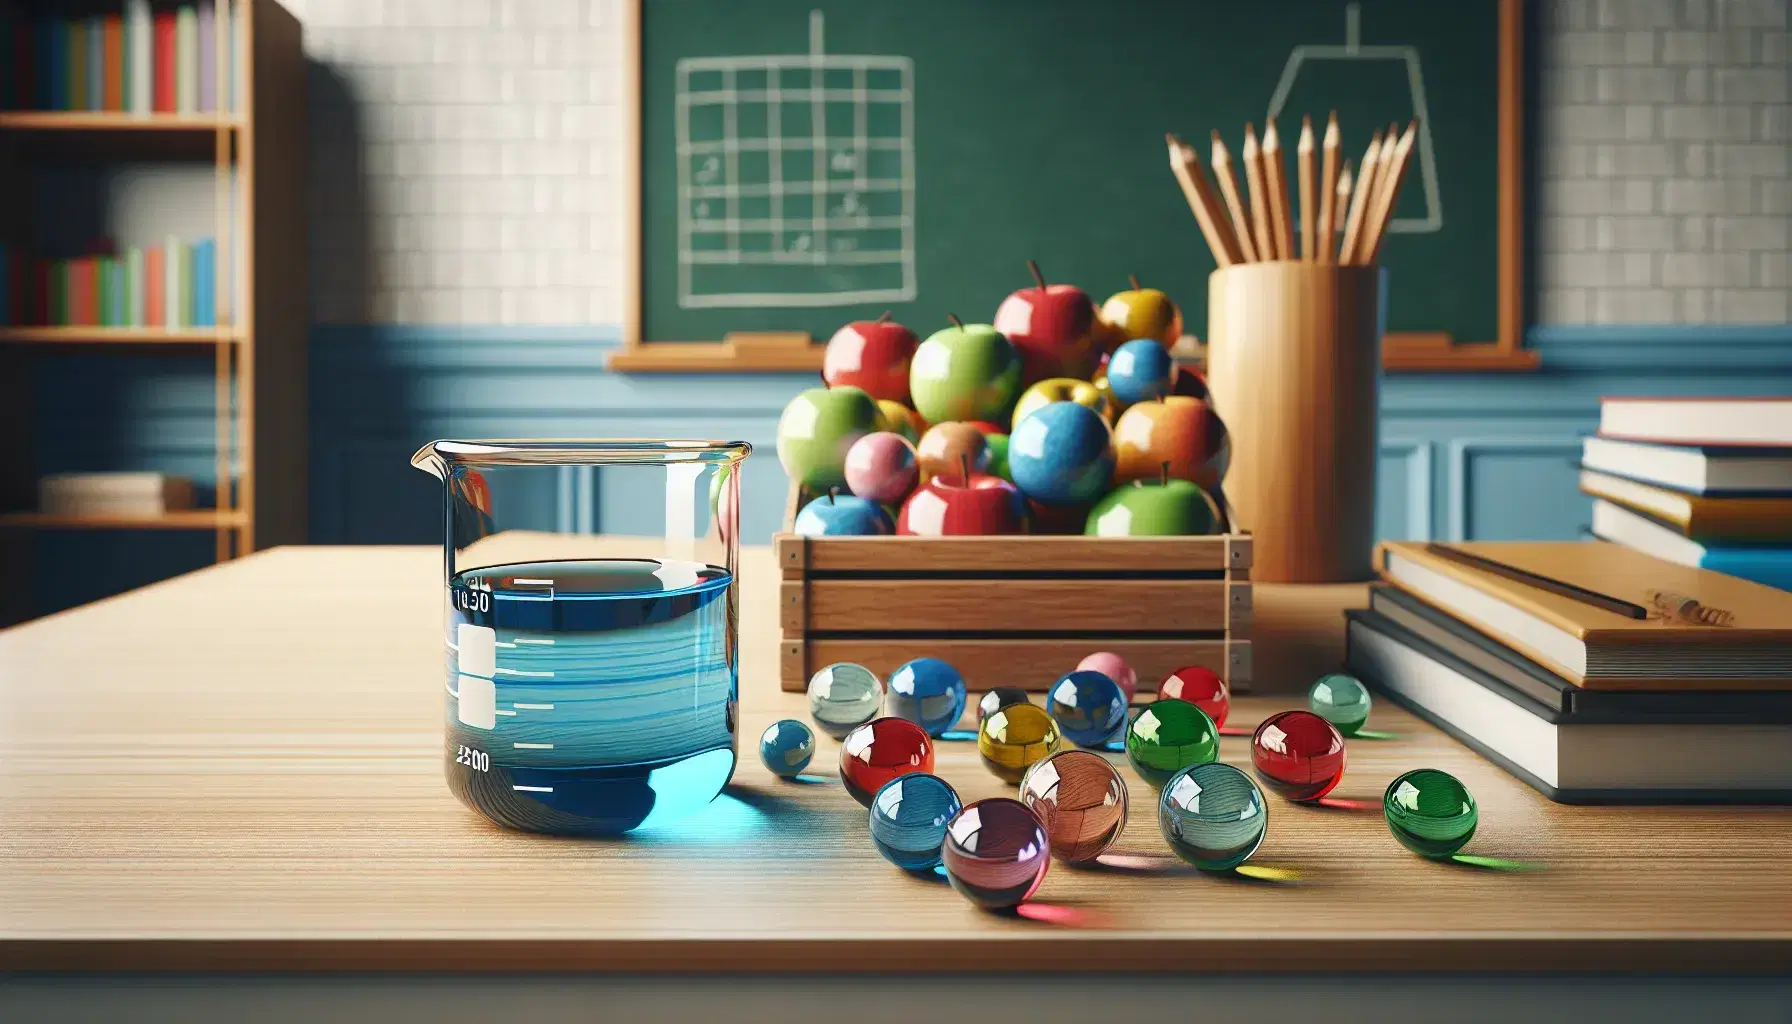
[1540,0,1792,324]
[296,0,1788,327]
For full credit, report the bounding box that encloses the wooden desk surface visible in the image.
[2,543,1789,974]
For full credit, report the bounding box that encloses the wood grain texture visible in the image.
[794,578,1231,634]
[1207,263,1382,583]
[2,544,1788,974]
[782,638,1250,696]
[775,533,1248,574]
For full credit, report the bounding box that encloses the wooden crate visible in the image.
[775,527,1252,694]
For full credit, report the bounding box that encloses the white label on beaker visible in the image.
[458,623,497,678]
[457,674,496,730]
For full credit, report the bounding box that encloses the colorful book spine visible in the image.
[175,6,198,115]
[126,247,144,328]
[85,15,104,112]
[179,242,196,328]
[128,0,153,116]
[68,18,87,111]
[69,258,94,327]
[192,239,215,328]
[102,14,124,111]
[153,11,176,113]
[223,0,236,113]
[164,236,184,329]
[197,1,216,112]
[145,246,165,327]
[48,262,67,326]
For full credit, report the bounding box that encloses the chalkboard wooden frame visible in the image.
[608,0,1536,374]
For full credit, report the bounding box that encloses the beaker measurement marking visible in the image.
[494,709,517,717]
[513,703,556,710]
[455,745,491,772]
[512,785,554,793]
[513,638,555,646]
[512,578,555,586]
[514,742,555,750]
[495,668,555,678]
[453,589,492,613]
[495,641,518,648]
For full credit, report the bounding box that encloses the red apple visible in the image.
[898,461,1026,536]
[964,420,1006,436]
[823,312,919,403]
[992,261,1098,385]
[1113,395,1230,490]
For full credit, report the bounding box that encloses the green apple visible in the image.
[909,318,1024,426]
[1011,376,1112,431]
[1098,276,1183,348]
[777,384,882,492]
[985,432,1011,480]
[1084,475,1219,536]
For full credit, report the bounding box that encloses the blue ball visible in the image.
[1106,339,1175,404]
[1046,670,1129,748]
[887,657,969,737]
[758,719,815,778]
[870,773,963,870]
[1007,401,1117,507]
[794,493,893,536]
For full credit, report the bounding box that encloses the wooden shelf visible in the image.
[0,510,247,531]
[0,111,242,131]
[0,327,240,346]
[0,112,240,160]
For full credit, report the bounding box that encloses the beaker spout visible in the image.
[411,440,448,480]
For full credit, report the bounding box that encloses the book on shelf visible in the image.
[0,2,237,115]
[1590,500,1792,593]
[1375,540,1792,689]
[1582,435,1792,496]
[1601,396,1792,449]
[1579,467,1792,542]
[38,472,195,515]
[0,237,218,330]
[1346,608,1792,804]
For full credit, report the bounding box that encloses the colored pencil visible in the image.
[1241,123,1274,262]
[1209,131,1258,263]
[1297,115,1317,261]
[1338,129,1383,265]
[1263,119,1294,261]
[1166,133,1244,267]
[1316,112,1341,265]
[1362,119,1420,265]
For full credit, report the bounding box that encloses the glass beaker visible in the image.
[411,438,750,836]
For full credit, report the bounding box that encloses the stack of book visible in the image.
[1582,396,1792,591]
[0,1,237,114]
[39,472,195,516]
[0,237,218,329]
[1346,540,1792,804]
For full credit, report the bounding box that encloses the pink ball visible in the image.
[844,432,919,505]
[1075,651,1137,702]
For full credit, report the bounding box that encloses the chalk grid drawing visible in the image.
[1267,2,1442,234]
[675,11,917,309]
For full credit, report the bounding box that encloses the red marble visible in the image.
[839,717,936,808]
[1250,709,1347,804]
[1158,665,1229,728]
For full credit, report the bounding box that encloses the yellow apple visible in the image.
[876,399,924,442]
[1098,276,1183,348]
[1011,376,1113,431]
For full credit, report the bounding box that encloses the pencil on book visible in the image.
[1165,133,1243,267]
[1297,115,1317,261]
[1362,119,1419,265]
[1210,131,1259,263]
[1317,112,1340,265]
[1241,122,1275,262]
[1337,129,1383,265]
[1424,543,1649,620]
[1263,119,1294,261]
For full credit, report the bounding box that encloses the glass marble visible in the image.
[1018,749,1129,864]
[1310,672,1373,737]
[978,702,1063,784]
[1125,698,1219,788]
[870,773,962,871]
[807,662,885,740]
[1046,670,1129,748]
[1157,761,1268,871]
[758,719,815,778]
[942,798,1052,910]
[886,657,969,737]
[977,686,1032,724]
[1384,768,1478,859]
[1250,710,1346,803]
[1075,652,1138,702]
[839,716,936,808]
[1158,665,1230,728]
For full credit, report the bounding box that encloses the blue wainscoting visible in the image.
[26,323,1792,615]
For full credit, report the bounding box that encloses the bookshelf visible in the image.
[0,0,305,624]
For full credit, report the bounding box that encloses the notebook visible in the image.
[1376,540,1792,689]
[1579,467,1792,542]
[1346,610,1792,804]
[1600,396,1792,448]
[1590,501,1792,592]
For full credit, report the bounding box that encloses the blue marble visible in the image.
[1157,761,1268,872]
[1046,670,1129,748]
[807,662,884,739]
[886,658,969,737]
[870,773,964,871]
[758,719,815,778]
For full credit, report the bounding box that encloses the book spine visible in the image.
[85,15,103,112]
[152,12,175,113]
[193,239,215,328]
[128,0,152,115]
[2,10,24,110]
[47,261,64,325]
[175,6,197,115]
[126,247,144,328]
[197,0,215,113]
[68,19,86,111]
[69,258,92,327]
[222,0,235,113]
[35,19,54,110]
[165,237,183,329]
[145,246,165,327]
[181,241,196,328]
[103,14,123,111]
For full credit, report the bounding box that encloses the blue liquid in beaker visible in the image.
[444,558,737,836]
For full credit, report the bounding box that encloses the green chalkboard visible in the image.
[640,0,1508,348]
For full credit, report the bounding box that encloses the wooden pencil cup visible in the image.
[1205,262,1384,584]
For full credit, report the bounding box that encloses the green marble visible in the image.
[1384,768,1478,859]
[1309,673,1373,737]
[1125,698,1218,789]
[1157,761,1268,872]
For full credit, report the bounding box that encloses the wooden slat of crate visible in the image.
[778,638,1251,694]
[782,578,1232,634]
[776,533,1251,574]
